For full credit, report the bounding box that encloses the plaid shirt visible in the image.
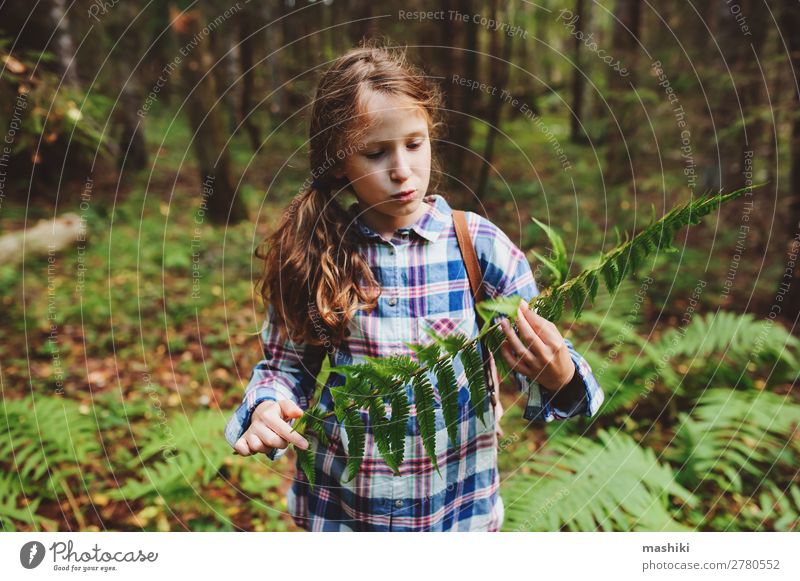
[224,194,604,531]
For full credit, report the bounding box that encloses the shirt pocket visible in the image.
[415,316,470,348]
[414,316,474,409]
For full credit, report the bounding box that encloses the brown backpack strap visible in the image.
[452,210,498,408]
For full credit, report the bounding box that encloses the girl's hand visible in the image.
[234,399,309,456]
[498,301,575,392]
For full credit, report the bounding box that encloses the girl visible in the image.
[224,45,603,532]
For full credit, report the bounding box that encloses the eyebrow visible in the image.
[365,130,428,146]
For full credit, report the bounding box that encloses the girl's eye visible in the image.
[407,141,423,150]
[365,151,383,160]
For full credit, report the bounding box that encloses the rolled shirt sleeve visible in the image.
[223,303,325,460]
[475,215,604,422]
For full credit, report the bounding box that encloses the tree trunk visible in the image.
[604,0,641,186]
[170,5,247,225]
[49,0,79,86]
[569,0,588,144]
[239,3,265,152]
[441,0,478,189]
[476,0,514,201]
[780,1,800,321]
[114,1,148,178]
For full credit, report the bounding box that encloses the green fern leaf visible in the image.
[0,472,43,530]
[412,373,440,474]
[550,290,566,322]
[408,341,441,367]
[502,430,697,531]
[475,295,524,334]
[296,445,316,488]
[584,271,599,302]
[530,216,569,285]
[600,261,615,294]
[112,410,229,502]
[668,388,800,495]
[568,284,586,318]
[343,407,366,482]
[754,482,800,531]
[462,342,488,427]
[0,396,101,499]
[388,387,409,469]
[434,358,461,447]
[483,325,513,381]
[532,250,563,285]
[367,395,400,475]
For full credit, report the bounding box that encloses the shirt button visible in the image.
[388,297,397,306]
[388,247,395,255]
[395,499,404,508]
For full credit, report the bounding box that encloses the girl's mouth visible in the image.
[391,189,416,202]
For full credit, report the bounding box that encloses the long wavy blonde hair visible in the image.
[255,43,444,347]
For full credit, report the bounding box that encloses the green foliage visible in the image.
[0,472,46,531]
[530,216,569,286]
[578,308,683,396]
[656,311,800,381]
[412,373,440,475]
[502,430,698,531]
[748,483,800,531]
[342,407,367,482]
[0,396,101,498]
[667,388,800,495]
[111,411,229,502]
[0,44,114,169]
[531,185,763,323]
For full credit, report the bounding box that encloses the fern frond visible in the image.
[412,373,440,475]
[667,388,800,495]
[0,472,43,531]
[388,388,410,469]
[112,410,229,501]
[434,358,461,447]
[296,445,317,487]
[656,311,800,375]
[0,396,100,498]
[462,342,488,427]
[578,310,682,392]
[343,407,366,482]
[532,185,764,323]
[502,430,698,531]
[530,216,569,286]
[292,408,335,488]
[367,396,400,476]
[475,295,524,334]
[754,482,800,531]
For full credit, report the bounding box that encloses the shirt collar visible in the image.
[348,194,452,243]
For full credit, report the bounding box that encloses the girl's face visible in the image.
[334,90,432,239]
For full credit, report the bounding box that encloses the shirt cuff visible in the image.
[520,354,603,422]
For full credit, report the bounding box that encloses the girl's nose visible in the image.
[390,151,413,182]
